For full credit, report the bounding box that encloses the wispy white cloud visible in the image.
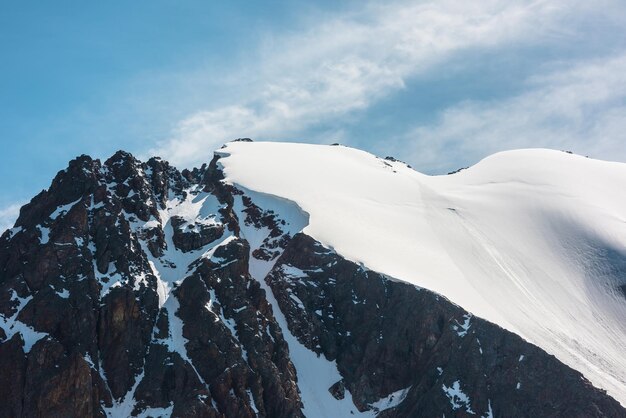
[0,203,23,233]
[150,0,608,166]
[399,53,626,173]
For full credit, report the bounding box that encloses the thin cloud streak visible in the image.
[401,54,626,173]
[149,0,591,167]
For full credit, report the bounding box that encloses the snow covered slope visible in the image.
[217,142,626,405]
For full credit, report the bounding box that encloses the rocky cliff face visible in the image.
[0,150,623,417]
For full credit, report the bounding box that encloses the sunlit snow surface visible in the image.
[218,142,626,406]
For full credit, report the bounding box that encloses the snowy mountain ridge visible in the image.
[0,142,624,417]
[218,142,626,406]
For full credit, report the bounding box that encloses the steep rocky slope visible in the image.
[0,145,623,417]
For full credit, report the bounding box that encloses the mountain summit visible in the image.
[0,142,624,417]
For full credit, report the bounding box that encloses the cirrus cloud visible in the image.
[401,53,626,173]
[148,0,612,167]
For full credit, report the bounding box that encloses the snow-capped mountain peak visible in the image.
[218,141,626,406]
[0,143,623,417]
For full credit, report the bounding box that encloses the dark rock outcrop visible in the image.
[265,233,625,417]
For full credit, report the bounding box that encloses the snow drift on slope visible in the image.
[217,141,626,406]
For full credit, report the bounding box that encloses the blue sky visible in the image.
[2,0,626,230]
